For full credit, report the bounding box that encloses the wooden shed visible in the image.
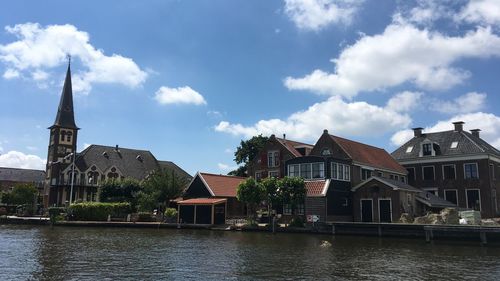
[177,198,227,225]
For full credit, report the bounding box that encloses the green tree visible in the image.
[260,176,281,210]
[8,183,38,206]
[228,135,269,176]
[278,177,306,217]
[99,177,141,209]
[139,168,187,212]
[236,178,265,223]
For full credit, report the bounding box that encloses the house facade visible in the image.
[392,121,500,218]
[44,63,190,207]
[0,167,45,194]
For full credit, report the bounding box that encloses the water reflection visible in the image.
[1,225,500,280]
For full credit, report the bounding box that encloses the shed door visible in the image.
[361,199,373,222]
[379,199,392,223]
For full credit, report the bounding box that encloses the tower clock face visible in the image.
[57,146,66,154]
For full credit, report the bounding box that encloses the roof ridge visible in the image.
[199,172,247,179]
[0,167,45,172]
[330,134,384,151]
[275,137,313,147]
[85,144,152,153]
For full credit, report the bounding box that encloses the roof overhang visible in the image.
[178,198,227,205]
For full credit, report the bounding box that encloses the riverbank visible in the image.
[2,215,500,244]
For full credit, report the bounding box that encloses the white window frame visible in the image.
[450,141,458,149]
[378,198,392,223]
[296,203,305,215]
[288,163,324,179]
[268,150,279,167]
[422,165,435,180]
[442,164,456,180]
[465,188,482,212]
[255,172,262,180]
[360,198,374,222]
[361,167,373,181]
[444,189,458,206]
[283,204,292,215]
[423,187,438,196]
[421,142,434,157]
[464,162,479,179]
[331,162,350,182]
[268,170,279,178]
[406,146,413,153]
[311,162,325,179]
[287,164,300,177]
[407,167,416,181]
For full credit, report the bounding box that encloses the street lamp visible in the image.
[65,152,76,205]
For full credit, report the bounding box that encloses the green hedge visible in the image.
[68,202,131,221]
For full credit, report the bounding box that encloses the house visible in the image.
[285,130,409,222]
[0,167,45,194]
[248,134,313,180]
[392,121,500,218]
[181,172,247,219]
[44,63,190,207]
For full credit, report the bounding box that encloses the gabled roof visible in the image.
[198,172,246,197]
[330,135,407,174]
[158,161,192,180]
[305,180,330,197]
[51,63,78,129]
[351,176,421,192]
[74,145,160,180]
[392,129,500,160]
[416,192,456,208]
[0,167,45,183]
[275,137,313,157]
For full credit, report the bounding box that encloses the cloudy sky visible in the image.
[1,0,500,175]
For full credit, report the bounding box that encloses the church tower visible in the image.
[45,61,79,206]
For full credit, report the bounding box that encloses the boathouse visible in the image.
[177,198,227,224]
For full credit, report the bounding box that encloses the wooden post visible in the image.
[211,204,215,225]
[378,225,382,237]
[194,205,197,224]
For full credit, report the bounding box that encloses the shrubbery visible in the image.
[164,208,178,219]
[137,211,155,222]
[288,217,305,228]
[68,202,131,221]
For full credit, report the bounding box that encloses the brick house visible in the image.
[392,121,500,218]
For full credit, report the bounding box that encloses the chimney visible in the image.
[453,121,464,132]
[323,129,329,134]
[470,129,481,138]
[412,127,423,137]
[283,134,286,140]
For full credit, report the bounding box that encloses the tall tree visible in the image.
[236,178,265,222]
[278,177,306,217]
[139,168,187,212]
[229,134,269,176]
[99,177,142,209]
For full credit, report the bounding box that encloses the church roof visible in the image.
[51,63,78,129]
[0,167,45,183]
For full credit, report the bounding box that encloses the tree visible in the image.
[236,178,265,222]
[260,176,280,210]
[99,177,142,209]
[278,177,306,217]
[228,135,269,176]
[8,183,38,206]
[227,166,247,177]
[139,168,187,212]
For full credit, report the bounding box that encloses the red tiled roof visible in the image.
[276,137,313,157]
[331,135,407,174]
[199,172,246,197]
[305,180,329,197]
[178,198,227,205]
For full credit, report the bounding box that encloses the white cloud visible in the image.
[431,92,486,114]
[215,96,411,141]
[154,86,207,106]
[217,163,238,172]
[458,0,500,26]
[224,148,233,154]
[0,22,147,94]
[283,0,363,31]
[0,151,46,170]
[3,68,19,79]
[385,91,423,113]
[390,112,500,148]
[284,23,500,98]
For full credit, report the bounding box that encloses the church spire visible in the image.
[52,58,78,129]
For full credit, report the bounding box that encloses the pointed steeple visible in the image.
[52,60,78,129]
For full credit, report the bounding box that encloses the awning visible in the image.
[178,198,227,205]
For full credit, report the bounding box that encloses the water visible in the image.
[1,225,500,281]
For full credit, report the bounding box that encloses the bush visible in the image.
[288,217,305,228]
[0,207,7,216]
[137,212,155,222]
[164,208,178,219]
[68,202,131,221]
[48,207,66,217]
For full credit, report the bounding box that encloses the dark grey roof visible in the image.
[392,130,500,160]
[416,192,456,208]
[158,161,192,180]
[75,145,160,180]
[0,167,45,182]
[51,63,78,129]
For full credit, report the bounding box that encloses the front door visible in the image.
[361,199,373,222]
[379,199,392,223]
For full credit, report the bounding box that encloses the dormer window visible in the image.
[406,146,413,153]
[422,143,432,156]
[450,141,458,149]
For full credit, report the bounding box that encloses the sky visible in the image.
[1,0,500,176]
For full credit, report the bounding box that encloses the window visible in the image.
[377,172,383,177]
[300,163,312,179]
[107,167,119,179]
[283,204,292,215]
[269,171,279,178]
[268,151,279,167]
[444,190,458,205]
[255,172,262,180]
[400,176,406,183]
[66,131,72,142]
[361,168,372,180]
[422,143,432,156]
[443,164,456,180]
[394,175,399,181]
[389,175,394,180]
[450,141,458,149]
[466,189,481,211]
[312,163,325,179]
[296,204,305,215]
[464,163,478,179]
[406,146,413,153]
[407,167,416,181]
[331,162,350,181]
[288,164,300,177]
[423,166,435,180]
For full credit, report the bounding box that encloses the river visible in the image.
[1,225,499,280]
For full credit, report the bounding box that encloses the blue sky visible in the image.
[1,0,500,175]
